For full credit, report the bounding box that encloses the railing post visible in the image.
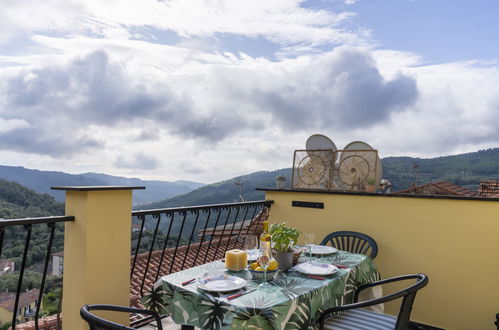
[51,186,144,330]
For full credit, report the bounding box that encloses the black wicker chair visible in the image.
[320,231,378,259]
[80,304,163,330]
[319,273,429,330]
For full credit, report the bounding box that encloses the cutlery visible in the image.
[306,275,325,280]
[227,288,256,301]
[331,264,349,269]
[182,278,196,286]
[289,272,326,280]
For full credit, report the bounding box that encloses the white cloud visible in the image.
[0,118,30,133]
[0,0,363,52]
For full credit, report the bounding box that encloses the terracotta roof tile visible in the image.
[0,289,39,313]
[478,180,499,197]
[395,181,476,197]
[51,251,64,257]
[13,314,59,330]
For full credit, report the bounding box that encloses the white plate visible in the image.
[198,275,247,292]
[310,245,337,255]
[293,262,338,276]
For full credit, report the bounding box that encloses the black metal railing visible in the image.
[130,200,272,298]
[0,216,74,329]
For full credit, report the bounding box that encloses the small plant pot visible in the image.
[274,251,294,270]
[366,184,377,193]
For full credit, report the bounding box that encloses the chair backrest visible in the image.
[80,304,163,330]
[388,274,429,330]
[320,230,378,259]
[320,273,428,330]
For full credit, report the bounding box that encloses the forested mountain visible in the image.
[0,179,64,219]
[141,148,499,209]
[0,165,204,205]
[383,148,499,191]
[0,179,65,271]
[141,168,291,209]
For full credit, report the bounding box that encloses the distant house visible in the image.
[395,181,476,197]
[131,223,141,232]
[478,180,499,197]
[0,289,39,324]
[51,251,64,276]
[0,259,14,275]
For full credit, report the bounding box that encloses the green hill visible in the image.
[142,168,291,209]
[141,148,499,209]
[383,148,499,191]
[0,179,64,219]
[0,179,65,271]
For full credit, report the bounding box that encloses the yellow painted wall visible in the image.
[62,189,132,330]
[0,307,10,325]
[0,300,39,325]
[266,190,499,330]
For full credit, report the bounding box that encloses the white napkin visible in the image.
[292,262,338,275]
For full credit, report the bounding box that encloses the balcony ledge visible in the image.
[51,186,145,191]
[256,187,499,202]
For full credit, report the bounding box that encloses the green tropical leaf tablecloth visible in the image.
[151,251,379,329]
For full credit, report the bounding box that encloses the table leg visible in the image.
[181,325,194,330]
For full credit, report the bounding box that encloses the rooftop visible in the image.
[394,180,477,197]
[478,180,499,197]
[0,289,39,313]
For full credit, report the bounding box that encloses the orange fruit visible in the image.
[267,259,278,271]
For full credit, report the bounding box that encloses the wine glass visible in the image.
[244,235,258,261]
[257,253,271,289]
[304,233,315,263]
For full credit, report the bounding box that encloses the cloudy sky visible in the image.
[1,0,498,183]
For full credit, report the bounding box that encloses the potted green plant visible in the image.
[276,175,286,189]
[270,222,300,270]
[366,177,377,193]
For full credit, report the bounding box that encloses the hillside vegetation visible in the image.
[383,148,499,191]
[0,179,64,219]
[0,179,64,270]
[141,168,291,209]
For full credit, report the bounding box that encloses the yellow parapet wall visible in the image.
[54,186,142,330]
[264,189,499,330]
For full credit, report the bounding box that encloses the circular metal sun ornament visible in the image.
[338,155,370,186]
[341,141,383,186]
[297,155,327,185]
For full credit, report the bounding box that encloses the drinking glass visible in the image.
[304,233,315,263]
[244,235,258,261]
[257,253,271,289]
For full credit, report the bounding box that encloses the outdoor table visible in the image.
[153,251,379,329]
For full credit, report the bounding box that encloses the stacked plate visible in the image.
[309,245,338,255]
[292,262,338,276]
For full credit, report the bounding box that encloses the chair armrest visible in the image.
[320,293,399,322]
[354,274,420,302]
[84,305,164,330]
